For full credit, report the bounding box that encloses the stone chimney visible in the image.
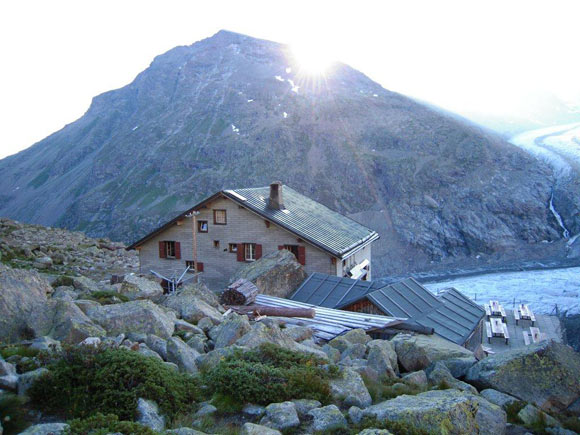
[268,181,284,210]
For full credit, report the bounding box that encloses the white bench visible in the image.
[514,309,520,325]
[522,330,530,345]
[486,321,492,343]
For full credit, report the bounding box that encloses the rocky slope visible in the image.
[0,217,137,282]
[1,250,580,434]
[0,30,572,276]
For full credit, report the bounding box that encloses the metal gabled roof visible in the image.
[289,273,386,308]
[224,186,379,258]
[366,282,485,345]
[289,273,485,346]
[366,278,441,318]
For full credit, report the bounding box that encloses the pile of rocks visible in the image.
[0,217,137,281]
[2,253,580,434]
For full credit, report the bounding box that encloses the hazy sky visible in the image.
[1,0,579,159]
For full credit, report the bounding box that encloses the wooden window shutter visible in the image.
[158,241,166,258]
[297,246,306,265]
[175,242,181,259]
[278,245,284,250]
[255,244,262,260]
[237,243,245,262]
[196,262,204,272]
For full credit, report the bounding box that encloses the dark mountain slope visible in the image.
[0,30,566,276]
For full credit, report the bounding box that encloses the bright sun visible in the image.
[290,43,335,75]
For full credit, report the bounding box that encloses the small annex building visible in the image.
[290,273,485,349]
[128,182,379,287]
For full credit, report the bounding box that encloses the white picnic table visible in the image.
[515,304,536,326]
[486,317,509,344]
[485,300,506,322]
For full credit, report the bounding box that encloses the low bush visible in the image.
[87,291,129,305]
[0,345,40,359]
[67,413,155,435]
[343,416,429,435]
[363,375,428,403]
[202,343,337,406]
[28,345,200,421]
[505,401,527,423]
[0,393,30,434]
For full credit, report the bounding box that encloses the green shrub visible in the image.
[505,401,526,423]
[87,291,129,304]
[28,345,199,421]
[363,375,427,403]
[67,413,155,435]
[0,345,40,359]
[348,416,430,435]
[202,343,337,406]
[0,393,31,434]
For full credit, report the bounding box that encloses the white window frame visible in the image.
[245,243,256,261]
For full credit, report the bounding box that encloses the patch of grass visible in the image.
[562,414,580,433]
[202,343,338,406]
[211,393,245,414]
[505,401,527,424]
[67,413,155,435]
[87,290,129,305]
[347,416,430,435]
[363,375,427,403]
[0,345,39,359]
[28,345,200,421]
[0,393,31,434]
[27,169,50,188]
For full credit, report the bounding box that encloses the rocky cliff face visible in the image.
[0,30,568,276]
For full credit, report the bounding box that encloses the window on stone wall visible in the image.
[213,240,220,248]
[213,209,227,225]
[185,260,195,272]
[229,243,238,253]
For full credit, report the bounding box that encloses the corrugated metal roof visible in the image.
[289,273,385,308]
[289,273,485,345]
[224,186,379,258]
[255,294,405,341]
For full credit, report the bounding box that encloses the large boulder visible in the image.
[362,389,506,435]
[391,333,474,372]
[517,404,561,428]
[234,322,328,359]
[0,264,51,343]
[119,274,163,301]
[229,249,307,298]
[366,340,398,378]
[329,367,372,408]
[86,300,175,338]
[308,405,348,432]
[480,389,522,410]
[241,423,281,435]
[209,313,252,348]
[260,401,300,430]
[166,337,200,374]
[19,423,69,435]
[136,398,166,431]
[466,340,580,412]
[162,284,222,324]
[28,300,105,344]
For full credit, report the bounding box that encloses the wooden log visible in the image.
[230,304,316,319]
[220,278,259,305]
